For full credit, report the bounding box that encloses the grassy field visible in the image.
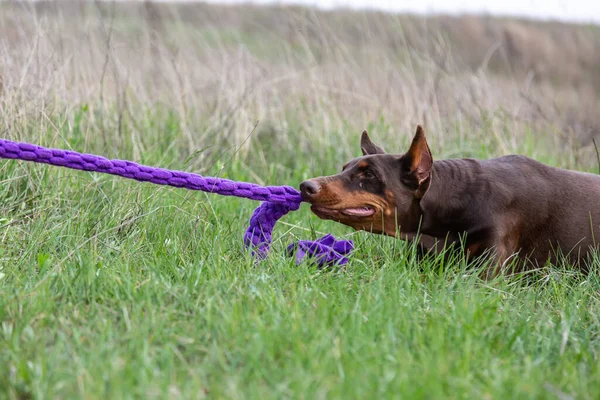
[1,2,600,398]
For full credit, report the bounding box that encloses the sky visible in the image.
[204,0,600,24]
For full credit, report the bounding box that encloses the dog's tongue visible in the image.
[342,207,375,216]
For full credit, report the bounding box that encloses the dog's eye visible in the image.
[362,170,375,179]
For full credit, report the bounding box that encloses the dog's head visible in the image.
[300,125,433,236]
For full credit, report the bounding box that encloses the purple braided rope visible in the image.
[0,138,353,266]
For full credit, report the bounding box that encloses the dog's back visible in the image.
[468,155,600,266]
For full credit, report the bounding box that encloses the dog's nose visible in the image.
[300,180,321,198]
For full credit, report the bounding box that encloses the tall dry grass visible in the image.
[0,1,599,171]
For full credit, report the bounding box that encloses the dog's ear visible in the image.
[360,130,386,155]
[401,125,433,197]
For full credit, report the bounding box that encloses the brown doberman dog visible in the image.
[300,125,600,276]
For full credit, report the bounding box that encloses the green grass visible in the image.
[1,112,600,399]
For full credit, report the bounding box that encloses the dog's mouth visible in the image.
[311,205,376,218]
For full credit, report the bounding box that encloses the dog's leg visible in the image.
[480,223,522,280]
[402,232,438,257]
[402,232,460,263]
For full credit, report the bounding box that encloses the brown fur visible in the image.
[300,125,600,277]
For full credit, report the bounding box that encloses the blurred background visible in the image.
[208,0,600,24]
[1,0,599,175]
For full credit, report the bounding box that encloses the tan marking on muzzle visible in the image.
[306,177,399,236]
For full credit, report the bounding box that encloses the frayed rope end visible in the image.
[286,234,355,267]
